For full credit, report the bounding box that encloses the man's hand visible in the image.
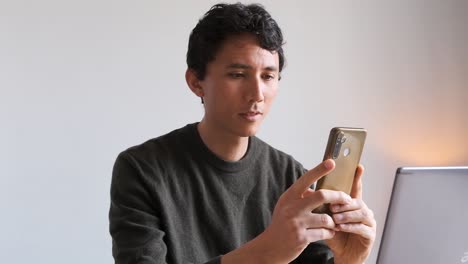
[222,159,351,264]
[254,159,353,263]
[326,165,377,264]
[222,159,372,264]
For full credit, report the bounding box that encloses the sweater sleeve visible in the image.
[109,152,169,263]
[109,152,220,264]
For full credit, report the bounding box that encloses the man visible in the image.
[109,3,376,264]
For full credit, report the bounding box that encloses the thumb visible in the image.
[288,159,335,198]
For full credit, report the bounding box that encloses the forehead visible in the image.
[212,34,279,69]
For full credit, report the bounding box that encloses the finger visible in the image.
[289,159,335,198]
[350,164,364,199]
[302,189,352,212]
[332,207,375,227]
[335,223,376,240]
[305,213,336,230]
[305,228,336,242]
[329,198,363,213]
[302,188,315,198]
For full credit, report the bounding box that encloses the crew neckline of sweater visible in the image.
[185,122,259,173]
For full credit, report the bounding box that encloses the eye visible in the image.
[228,72,245,79]
[262,74,276,81]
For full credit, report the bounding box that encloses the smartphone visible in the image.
[313,127,366,213]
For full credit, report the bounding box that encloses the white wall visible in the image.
[1,1,467,263]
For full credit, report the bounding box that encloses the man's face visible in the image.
[199,33,280,138]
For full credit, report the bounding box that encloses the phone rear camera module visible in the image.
[333,141,342,159]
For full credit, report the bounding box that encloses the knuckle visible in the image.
[297,234,309,245]
[337,212,349,222]
[319,228,331,240]
[292,218,304,229]
[361,208,374,220]
[290,224,307,245]
[288,217,304,232]
[361,209,369,218]
[315,189,327,201]
[339,191,349,201]
[344,223,354,231]
[320,213,330,226]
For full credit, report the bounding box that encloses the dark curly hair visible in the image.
[186,3,285,80]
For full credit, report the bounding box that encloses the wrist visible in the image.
[333,257,364,264]
[221,230,283,264]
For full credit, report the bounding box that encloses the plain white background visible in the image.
[1,1,467,263]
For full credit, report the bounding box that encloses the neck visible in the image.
[197,119,249,162]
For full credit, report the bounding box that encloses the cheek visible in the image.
[264,86,278,103]
[205,86,235,112]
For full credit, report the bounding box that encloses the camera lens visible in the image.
[333,141,342,159]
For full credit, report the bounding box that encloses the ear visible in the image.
[185,68,204,98]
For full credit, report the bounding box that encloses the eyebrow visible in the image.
[226,63,278,72]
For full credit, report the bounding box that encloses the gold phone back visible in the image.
[316,127,366,195]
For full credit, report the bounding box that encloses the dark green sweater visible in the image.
[109,123,333,263]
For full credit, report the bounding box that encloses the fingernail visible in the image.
[324,159,334,169]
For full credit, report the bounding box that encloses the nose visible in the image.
[246,76,265,103]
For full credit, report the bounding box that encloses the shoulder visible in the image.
[252,136,307,176]
[113,124,195,177]
[123,124,192,160]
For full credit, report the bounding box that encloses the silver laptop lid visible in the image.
[377,167,468,264]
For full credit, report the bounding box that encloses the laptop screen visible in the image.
[377,167,468,264]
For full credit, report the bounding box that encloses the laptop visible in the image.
[377,167,468,264]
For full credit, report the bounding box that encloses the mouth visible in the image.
[239,111,263,121]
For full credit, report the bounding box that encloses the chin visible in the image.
[237,123,261,137]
